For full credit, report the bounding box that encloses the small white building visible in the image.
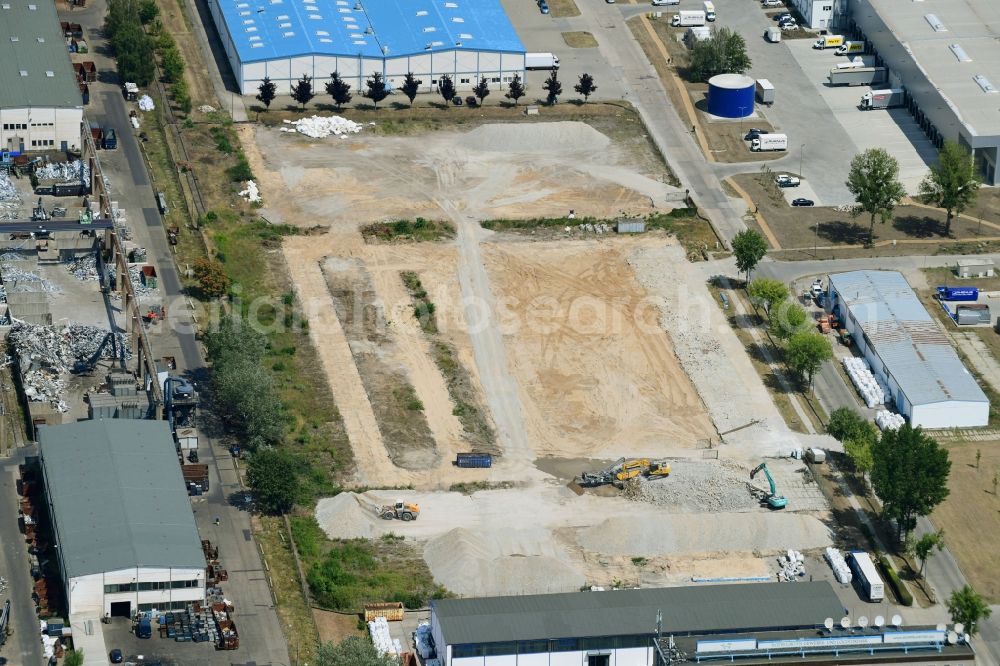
[430,583,844,666]
[827,270,989,429]
[0,0,84,154]
[39,420,206,618]
[784,0,847,30]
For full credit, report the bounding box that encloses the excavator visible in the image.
[377,501,420,521]
[750,462,788,510]
[577,458,672,488]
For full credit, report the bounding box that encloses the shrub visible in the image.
[877,555,913,606]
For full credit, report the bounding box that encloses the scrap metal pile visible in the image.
[9,321,132,410]
[35,160,89,183]
[0,171,21,220]
[0,257,60,293]
[128,264,155,296]
[65,254,100,281]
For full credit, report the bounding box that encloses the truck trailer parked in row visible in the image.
[860,88,905,110]
[828,67,886,87]
[813,34,844,49]
[525,52,560,70]
[751,133,787,152]
[848,551,885,602]
[671,10,706,26]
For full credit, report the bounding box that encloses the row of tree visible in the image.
[846,141,981,245]
[104,0,156,85]
[257,70,597,111]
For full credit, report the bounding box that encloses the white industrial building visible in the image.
[785,0,847,30]
[206,0,527,95]
[430,583,846,666]
[39,420,206,618]
[827,270,989,429]
[0,0,84,154]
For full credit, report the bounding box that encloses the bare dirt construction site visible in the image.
[238,115,833,597]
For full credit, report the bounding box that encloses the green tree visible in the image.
[192,258,230,298]
[827,407,879,444]
[786,331,832,387]
[400,72,421,107]
[326,71,353,109]
[948,585,992,636]
[574,73,597,102]
[505,74,526,105]
[909,530,945,577]
[871,424,951,542]
[688,27,751,82]
[213,358,284,449]
[247,448,299,514]
[845,148,907,246]
[472,76,491,105]
[316,636,401,666]
[769,300,809,340]
[292,74,315,109]
[918,141,981,236]
[731,228,768,282]
[363,72,390,109]
[543,69,562,105]
[438,74,456,105]
[256,76,277,111]
[205,315,268,365]
[844,437,874,476]
[138,0,159,23]
[64,650,85,666]
[161,47,185,83]
[746,277,788,314]
[105,0,156,85]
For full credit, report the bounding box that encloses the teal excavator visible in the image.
[750,462,788,510]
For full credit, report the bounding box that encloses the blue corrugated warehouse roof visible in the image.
[220,0,524,63]
[828,270,988,407]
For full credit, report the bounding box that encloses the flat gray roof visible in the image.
[859,0,1000,137]
[431,582,845,646]
[828,271,988,408]
[40,420,205,579]
[0,0,82,109]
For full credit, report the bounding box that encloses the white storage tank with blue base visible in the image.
[707,73,755,118]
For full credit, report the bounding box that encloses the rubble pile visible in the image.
[128,264,155,296]
[0,171,21,204]
[138,95,155,111]
[0,262,61,293]
[238,180,261,203]
[198,104,216,113]
[66,255,100,281]
[776,549,805,582]
[281,115,363,138]
[35,160,89,182]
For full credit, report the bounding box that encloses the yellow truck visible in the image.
[813,34,844,49]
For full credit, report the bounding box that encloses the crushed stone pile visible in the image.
[577,512,832,557]
[464,121,611,154]
[281,115,364,138]
[424,527,584,597]
[66,255,100,281]
[623,459,757,513]
[35,160,89,183]
[314,492,382,539]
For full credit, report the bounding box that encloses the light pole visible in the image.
[814,221,820,258]
[738,106,748,134]
[799,143,805,178]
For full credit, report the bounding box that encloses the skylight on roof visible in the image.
[279,21,291,26]
[925,13,946,31]
[444,2,458,6]
[245,26,257,31]
[276,13,288,18]
[251,42,263,47]
[249,35,261,40]
[416,10,428,15]
[283,30,294,36]
[309,14,322,18]
[353,39,367,44]
[974,75,997,93]
[45,70,54,77]
[431,40,443,46]
[949,44,971,62]
[316,30,329,35]
[10,36,18,42]
[243,19,254,24]
[459,32,472,39]
[19,70,27,76]
[320,38,332,42]
[452,17,464,22]
[422,26,436,32]
[36,37,44,42]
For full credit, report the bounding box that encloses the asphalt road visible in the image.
[0,449,42,665]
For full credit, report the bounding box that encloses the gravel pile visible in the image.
[314,492,382,539]
[624,459,757,513]
[423,527,584,597]
[464,122,611,155]
[577,513,832,557]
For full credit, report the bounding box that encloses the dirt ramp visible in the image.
[424,527,585,596]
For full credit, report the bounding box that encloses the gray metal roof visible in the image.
[431,582,845,645]
[828,270,988,408]
[0,0,83,109]
[39,420,205,579]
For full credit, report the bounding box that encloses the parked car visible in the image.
[791,198,815,207]
[110,649,124,663]
[452,96,463,106]
[775,174,801,187]
[779,18,797,28]
[761,0,782,6]
[773,12,792,21]
[744,128,767,141]
[652,0,679,5]
[606,0,616,4]
[539,0,549,13]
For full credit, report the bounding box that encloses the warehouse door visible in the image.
[109,601,131,617]
[587,654,610,666]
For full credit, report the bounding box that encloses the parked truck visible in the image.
[764,26,781,43]
[525,52,559,70]
[813,34,844,49]
[860,88,905,110]
[702,0,715,21]
[671,10,706,26]
[755,79,774,105]
[827,67,886,87]
[750,133,787,152]
[835,40,865,56]
[937,286,980,302]
[848,551,885,602]
[101,127,117,150]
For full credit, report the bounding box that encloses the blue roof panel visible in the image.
[221,0,524,63]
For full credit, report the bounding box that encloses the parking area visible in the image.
[784,39,937,195]
[102,615,233,666]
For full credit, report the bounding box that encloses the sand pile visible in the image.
[625,459,758,513]
[464,122,611,155]
[315,492,383,539]
[424,527,584,596]
[577,513,832,557]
